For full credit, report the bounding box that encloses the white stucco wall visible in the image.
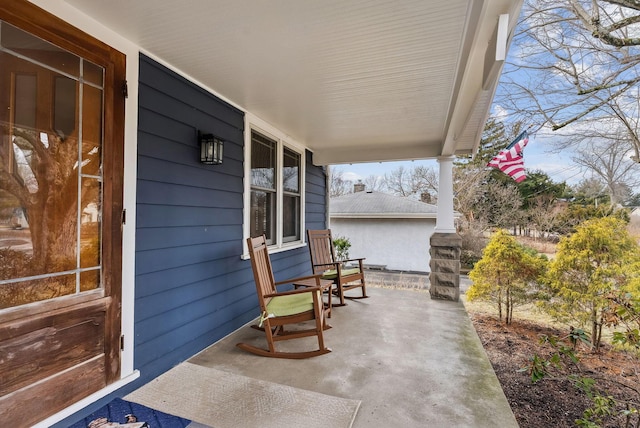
[330,217,435,273]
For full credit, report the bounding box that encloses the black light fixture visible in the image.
[199,131,224,165]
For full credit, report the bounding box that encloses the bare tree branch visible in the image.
[572,137,640,204]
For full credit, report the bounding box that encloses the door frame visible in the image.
[0,1,126,425]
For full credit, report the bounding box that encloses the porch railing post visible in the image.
[430,156,461,301]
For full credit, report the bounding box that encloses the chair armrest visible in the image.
[265,286,322,298]
[343,257,366,263]
[274,274,324,287]
[311,262,340,268]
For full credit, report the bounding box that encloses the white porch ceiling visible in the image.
[64,0,523,165]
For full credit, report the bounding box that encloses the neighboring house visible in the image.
[331,190,441,273]
[0,1,522,426]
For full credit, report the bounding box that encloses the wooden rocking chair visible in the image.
[307,229,369,306]
[236,235,332,359]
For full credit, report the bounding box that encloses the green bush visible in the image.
[468,229,547,324]
[544,217,640,350]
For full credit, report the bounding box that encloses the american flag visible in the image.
[487,131,529,183]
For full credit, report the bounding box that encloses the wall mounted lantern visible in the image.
[199,131,224,164]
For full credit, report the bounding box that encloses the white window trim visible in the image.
[242,113,306,258]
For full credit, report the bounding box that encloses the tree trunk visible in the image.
[594,312,604,351]
[2,132,97,278]
[591,306,599,351]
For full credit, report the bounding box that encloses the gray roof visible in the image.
[330,191,438,218]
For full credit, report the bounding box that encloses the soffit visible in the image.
[64,0,523,164]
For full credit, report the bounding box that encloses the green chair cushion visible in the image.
[266,292,315,317]
[321,267,360,280]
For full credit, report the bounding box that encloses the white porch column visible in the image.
[429,156,461,301]
[435,156,456,232]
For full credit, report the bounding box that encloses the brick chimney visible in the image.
[353,181,365,193]
[420,192,431,203]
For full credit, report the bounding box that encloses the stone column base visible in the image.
[429,232,462,301]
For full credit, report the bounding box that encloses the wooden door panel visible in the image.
[0,298,108,396]
[0,356,106,427]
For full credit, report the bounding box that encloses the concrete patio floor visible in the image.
[188,282,518,428]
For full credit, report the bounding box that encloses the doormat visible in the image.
[67,397,212,428]
[125,362,361,428]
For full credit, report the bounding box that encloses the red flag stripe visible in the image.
[487,132,529,182]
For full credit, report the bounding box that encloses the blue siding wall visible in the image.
[305,151,328,231]
[53,54,327,427]
[133,54,249,382]
[133,54,326,382]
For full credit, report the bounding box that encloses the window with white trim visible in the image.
[248,128,303,248]
[282,146,301,242]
